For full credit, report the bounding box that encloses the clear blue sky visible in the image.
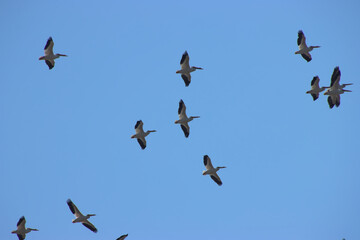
[1,1,359,240]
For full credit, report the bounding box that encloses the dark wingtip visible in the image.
[203,155,209,166]
[135,120,142,129]
[17,216,25,226]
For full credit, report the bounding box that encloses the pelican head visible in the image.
[310,46,320,50]
[202,170,207,175]
[86,214,96,218]
[324,89,331,95]
[131,135,136,139]
[176,70,181,74]
[39,56,45,60]
[217,166,226,170]
[147,130,157,133]
[11,230,16,234]
[56,54,68,57]
[174,120,179,124]
[190,116,200,120]
[28,228,39,232]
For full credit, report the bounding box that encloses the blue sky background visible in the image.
[1,1,360,240]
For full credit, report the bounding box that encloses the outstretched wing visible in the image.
[297,30,308,49]
[330,66,341,87]
[116,234,129,240]
[67,199,82,217]
[135,120,144,134]
[137,138,146,150]
[178,99,187,117]
[45,59,55,69]
[44,37,54,56]
[181,73,191,87]
[311,93,318,101]
[301,52,312,62]
[210,173,223,186]
[180,51,190,68]
[203,155,214,170]
[17,234,25,240]
[82,220,98,233]
[180,123,190,138]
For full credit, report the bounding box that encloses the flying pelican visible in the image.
[131,120,156,149]
[324,66,352,108]
[175,99,200,138]
[117,234,129,240]
[39,37,67,69]
[11,216,38,240]
[295,30,320,62]
[176,51,203,87]
[66,199,98,233]
[202,155,226,186]
[306,76,328,101]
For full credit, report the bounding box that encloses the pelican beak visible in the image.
[176,70,180,73]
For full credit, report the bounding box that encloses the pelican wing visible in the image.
[82,220,98,233]
[67,199,82,217]
[301,52,312,62]
[178,99,187,117]
[180,123,190,138]
[44,37,54,56]
[297,30,308,49]
[135,120,144,134]
[45,60,55,70]
[210,173,223,186]
[116,234,129,240]
[181,73,191,87]
[330,66,341,87]
[328,96,335,109]
[137,138,146,150]
[335,94,341,107]
[311,93,319,101]
[311,76,320,88]
[17,234,25,240]
[17,216,26,229]
[180,51,190,69]
[203,155,214,170]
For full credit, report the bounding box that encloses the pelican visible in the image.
[295,30,320,62]
[175,99,199,138]
[11,216,38,240]
[66,199,98,233]
[39,37,67,69]
[306,76,328,101]
[202,155,226,186]
[324,66,352,108]
[131,120,156,149]
[176,51,203,86]
[117,234,129,240]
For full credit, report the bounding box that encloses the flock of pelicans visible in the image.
[11,30,353,240]
[295,30,353,107]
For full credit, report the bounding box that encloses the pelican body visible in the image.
[202,155,226,186]
[39,37,67,69]
[131,120,156,149]
[176,51,203,86]
[175,99,199,138]
[324,66,352,108]
[306,76,328,101]
[66,199,98,233]
[11,216,38,240]
[295,30,320,62]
